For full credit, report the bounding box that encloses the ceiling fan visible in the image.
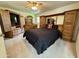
[25,1,43,12]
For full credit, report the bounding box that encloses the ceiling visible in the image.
[0,1,78,15]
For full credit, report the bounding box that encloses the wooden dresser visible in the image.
[63,10,77,42]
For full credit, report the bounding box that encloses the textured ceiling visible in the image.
[0,1,78,14]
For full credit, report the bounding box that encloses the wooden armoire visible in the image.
[63,10,78,42]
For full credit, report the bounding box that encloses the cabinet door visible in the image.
[63,11,77,41]
[1,10,11,32]
[64,11,77,26]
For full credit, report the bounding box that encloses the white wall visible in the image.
[76,31,79,57]
[0,26,7,58]
[37,17,40,28]
[39,2,79,16]
[75,12,79,58]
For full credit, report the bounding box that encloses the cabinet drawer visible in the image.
[63,24,73,28]
[65,18,74,23]
[64,16,75,22]
[63,29,73,34]
[63,26,73,31]
[63,35,72,40]
[64,22,74,25]
[63,32,72,37]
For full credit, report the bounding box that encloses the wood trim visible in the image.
[64,9,79,13]
[45,12,65,17]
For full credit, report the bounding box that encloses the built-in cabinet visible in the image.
[0,10,11,33]
[40,10,79,42]
[63,10,77,41]
[0,10,25,38]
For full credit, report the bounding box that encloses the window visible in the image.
[57,15,64,25]
[37,17,40,28]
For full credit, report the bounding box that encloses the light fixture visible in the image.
[32,6,37,11]
[26,1,43,12]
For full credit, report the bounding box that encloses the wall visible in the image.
[76,31,79,57]
[33,14,38,24]
[72,11,79,41]
[20,16,25,28]
[0,37,7,58]
[39,2,79,16]
[0,26,7,57]
[75,12,79,58]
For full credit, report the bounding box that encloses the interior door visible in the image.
[0,25,7,57]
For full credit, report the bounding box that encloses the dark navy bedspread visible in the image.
[23,28,62,54]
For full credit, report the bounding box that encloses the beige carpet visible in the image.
[4,33,76,58]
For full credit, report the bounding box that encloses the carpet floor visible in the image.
[4,33,76,58]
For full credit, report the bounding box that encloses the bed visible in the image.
[23,28,62,54]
